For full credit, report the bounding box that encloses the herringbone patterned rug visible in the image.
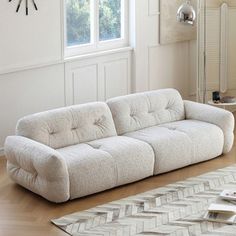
[52,165,236,236]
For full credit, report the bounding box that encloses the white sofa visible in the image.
[5,89,234,202]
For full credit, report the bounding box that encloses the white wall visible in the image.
[0,0,195,155]
[0,0,63,73]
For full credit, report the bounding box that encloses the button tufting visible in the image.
[94,116,105,125]
[168,127,176,130]
[166,104,172,109]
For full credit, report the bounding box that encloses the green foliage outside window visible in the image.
[66,0,91,46]
[66,0,121,46]
[99,0,121,41]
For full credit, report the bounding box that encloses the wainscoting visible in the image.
[65,49,132,105]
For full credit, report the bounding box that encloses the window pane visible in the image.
[99,0,121,41]
[66,0,91,46]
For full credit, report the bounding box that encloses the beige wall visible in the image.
[132,0,195,99]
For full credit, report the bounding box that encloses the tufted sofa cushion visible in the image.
[107,89,185,135]
[125,120,224,175]
[16,102,117,149]
[58,136,154,199]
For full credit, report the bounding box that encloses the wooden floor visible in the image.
[1,128,236,235]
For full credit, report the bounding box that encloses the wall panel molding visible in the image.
[65,50,131,105]
[148,0,160,16]
[72,64,99,104]
[104,58,130,99]
[0,60,64,77]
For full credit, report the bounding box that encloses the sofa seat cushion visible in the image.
[125,120,224,175]
[57,136,154,199]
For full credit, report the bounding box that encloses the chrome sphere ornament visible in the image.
[177,0,196,25]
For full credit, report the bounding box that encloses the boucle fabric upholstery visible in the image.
[4,89,234,203]
[125,120,224,174]
[160,120,224,164]
[58,136,154,199]
[88,136,154,185]
[125,126,192,174]
[184,100,235,154]
[5,136,69,203]
[107,89,185,135]
[16,102,117,149]
[58,143,117,199]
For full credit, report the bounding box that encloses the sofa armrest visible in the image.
[184,100,235,154]
[5,136,70,203]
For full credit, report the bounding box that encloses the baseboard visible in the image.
[0,147,4,157]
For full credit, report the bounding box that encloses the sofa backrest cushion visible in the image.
[16,102,117,149]
[107,89,185,135]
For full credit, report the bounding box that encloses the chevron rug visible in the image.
[52,165,236,236]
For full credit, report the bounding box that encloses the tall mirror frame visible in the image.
[197,0,236,105]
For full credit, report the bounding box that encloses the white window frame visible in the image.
[64,0,129,58]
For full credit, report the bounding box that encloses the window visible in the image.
[66,0,91,47]
[99,0,121,41]
[65,0,128,57]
